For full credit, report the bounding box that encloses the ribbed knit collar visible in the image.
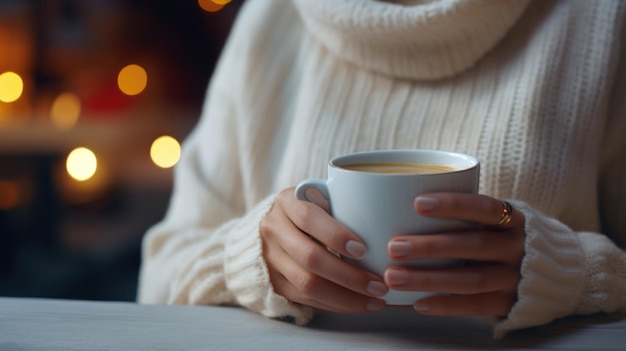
[291,0,532,80]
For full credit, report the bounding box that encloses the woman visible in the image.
[138,0,626,338]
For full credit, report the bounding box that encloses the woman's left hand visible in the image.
[384,193,526,317]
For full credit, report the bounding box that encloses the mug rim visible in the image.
[329,149,479,175]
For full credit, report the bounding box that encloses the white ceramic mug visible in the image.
[294,149,480,306]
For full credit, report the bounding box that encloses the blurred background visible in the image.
[0,0,242,301]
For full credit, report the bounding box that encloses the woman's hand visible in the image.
[384,193,525,317]
[260,187,388,313]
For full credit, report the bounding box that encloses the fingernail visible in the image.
[415,196,439,211]
[385,268,408,286]
[366,281,389,297]
[388,241,412,258]
[414,301,430,313]
[346,240,366,259]
[366,299,386,312]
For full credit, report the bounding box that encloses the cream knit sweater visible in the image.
[138,0,626,338]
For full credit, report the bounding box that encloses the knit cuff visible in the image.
[493,200,585,339]
[573,232,626,315]
[224,194,314,325]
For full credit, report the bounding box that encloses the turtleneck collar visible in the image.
[291,0,532,80]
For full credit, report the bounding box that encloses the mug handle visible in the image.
[294,179,330,203]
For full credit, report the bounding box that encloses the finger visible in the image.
[413,291,517,317]
[384,265,520,295]
[266,264,344,312]
[273,278,345,312]
[276,208,388,298]
[388,230,525,263]
[414,193,524,230]
[262,202,388,299]
[300,187,330,212]
[284,190,367,259]
[263,229,378,313]
[272,249,386,313]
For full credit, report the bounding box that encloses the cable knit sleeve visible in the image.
[493,201,626,339]
[138,174,312,325]
[137,112,313,324]
[494,17,626,338]
[137,0,314,325]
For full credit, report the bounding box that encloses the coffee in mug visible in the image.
[340,162,457,175]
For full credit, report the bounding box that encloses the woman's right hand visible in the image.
[260,187,388,313]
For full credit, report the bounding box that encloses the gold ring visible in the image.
[496,200,513,227]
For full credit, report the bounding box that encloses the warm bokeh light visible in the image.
[0,181,20,210]
[66,147,98,181]
[0,71,24,103]
[150,135,181,168]
[198,0,225,12]
[51,92,81,130]
[117,64,148,96]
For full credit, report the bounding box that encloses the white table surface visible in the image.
[1,297,625,350]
